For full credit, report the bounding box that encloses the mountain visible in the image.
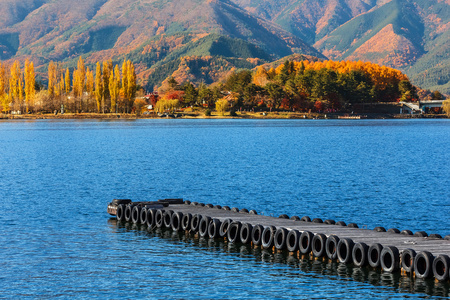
[0,0,321,61]
[233,0,450,94]
[0,0,449,94]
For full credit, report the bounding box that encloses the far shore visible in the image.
[1,111,448,120]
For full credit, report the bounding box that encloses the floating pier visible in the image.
[107,199,450,282]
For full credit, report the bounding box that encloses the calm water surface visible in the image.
[1,119,449,299]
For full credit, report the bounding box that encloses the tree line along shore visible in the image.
[0,57,448,118]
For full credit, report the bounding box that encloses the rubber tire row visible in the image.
[116,205,448,281]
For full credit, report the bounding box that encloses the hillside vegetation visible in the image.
[0,0,448,94]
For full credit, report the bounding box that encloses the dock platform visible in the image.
[107,199,450,282]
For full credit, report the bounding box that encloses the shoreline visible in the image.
[1,112,448,120]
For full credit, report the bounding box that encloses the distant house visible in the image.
[419,100,445,114]
[399,102,421,114]
[400,100,445,114]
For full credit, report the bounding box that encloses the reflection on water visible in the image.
[109,219,450,298]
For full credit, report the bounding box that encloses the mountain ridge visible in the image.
[0,0,448,93]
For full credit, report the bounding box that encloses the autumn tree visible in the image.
[10,60,23,111]
[109,65,120,113]
[442,99,450,117]
[86,67,94,111]
[215,98,230,115]
[102,60,112,110]
[431,91,443,100]
[65,68,71,95]
[24,59,35,112]
[95,62,103,113]
[0,62,9,112]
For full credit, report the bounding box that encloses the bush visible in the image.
[205,109,211,116]
[215,98,230,116]
[230,110,238,117]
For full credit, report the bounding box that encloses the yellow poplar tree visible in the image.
[0,62,9,112]
[127,61,136,102]
[95,62,103,113]
[10,60,22,110]
[48,61,57,99]
[24,59,35,112]
[65,68,71,95]
[102,60,112,105]
[109,64,120,113]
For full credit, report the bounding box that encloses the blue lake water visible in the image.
[0,119,449,298]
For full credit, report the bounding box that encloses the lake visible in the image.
[1,119,449,298]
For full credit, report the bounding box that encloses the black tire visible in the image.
[368,243,383,268]
[249,210,258,215]
[337,238,354,264]
[124,205,133,222]
[205,204,214,208]
[429,233,443,239]
[146,209,157,228]
[400,230,413,235]
[262,226,276,249]
[301,216,311,222]
[312,218,323,224]
[414,231,428,237]
[274,227,288,250]
[155,209,165,228]
[380,246,400,272]
[240,223,253,244]
[299,231,314,254]
[140,207,148,225]
[116,204,125,221]
[208,219,221,239]
[171,212,184,231]
[190,214,202,232]
[227,221,242,243]
[131,206,142,224]
[373,226,386,232]
[112,199,132,205]
[181,213,192,231]
[199,216,212,238]
[278,214,289,219]
[290,216,300,221]
[222,206,231,211]
[326,235,340,260]
[251,225,264,246]
[239,208,249,214]
[312,233,327,257]
[163,210,174,228]
[414,251,434,279]
[433,254,450,281]
[286,230,301,252]
[324,219,335,225]
[352,242,369,267]
[401,249,416,273]
[219,219,232,237]
[347,223,358,228]
[335,221,346,226]
[213,205,222,209]
[231,207,240,213]
[387,228,400,234]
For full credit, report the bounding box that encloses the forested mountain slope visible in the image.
[0,0,448,93]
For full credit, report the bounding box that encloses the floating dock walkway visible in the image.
[107,199,450,282]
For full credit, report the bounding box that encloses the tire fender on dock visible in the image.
[337,238,354,264]
[414,251,434,279]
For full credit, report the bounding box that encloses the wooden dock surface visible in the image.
[167,204,450,255]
